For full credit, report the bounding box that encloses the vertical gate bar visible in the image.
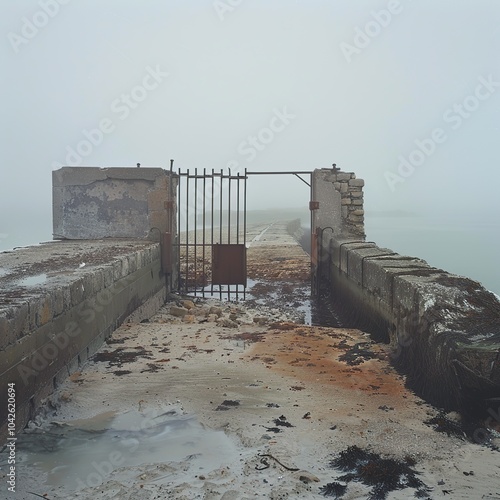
[236,171,240,301]
[228,169,231,301]
[211,169,215,296]
[202,168,206,298]
[244,168,247,300]
[219,169,223,244]
[243,168,247,249]
[310,172,313,297]
[185,169,190,295]
[228,168,231,246]
[194,168,198,296]
[219,168,223,300]
[236,173,240,245]
[177,169,182,292]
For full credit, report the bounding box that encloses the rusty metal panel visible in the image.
[161,232,172,274]
[212,244,246,285]
[311,230,318,267]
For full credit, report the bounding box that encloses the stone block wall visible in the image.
[312,168,365,238]
[325,234,500,409]
[311,167,500,410]
[0,242,165,442]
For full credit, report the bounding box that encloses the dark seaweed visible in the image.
[325,445,431,500]
[215,400,240,411]
[338,342,377,365]
[273,415,294,427]
[92,347,153,367]
[319,481,347,498]
[424,413,466,439]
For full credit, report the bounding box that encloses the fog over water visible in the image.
[1,1,499,293]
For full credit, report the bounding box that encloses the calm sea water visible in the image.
[365,211,500,296]
[1,210,498,295]
[0,211,52,254]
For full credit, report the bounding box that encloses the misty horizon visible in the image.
[1,1,499,291]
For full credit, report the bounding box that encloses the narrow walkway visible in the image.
[5,227,500,500]
[248,222,274,245]
[177,219,310,292]
[246,220,310,282]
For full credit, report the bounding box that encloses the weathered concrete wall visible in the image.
[53,167,177,240]
[0,241,166,442]
[323,236,500,409]
[313,169,500,410]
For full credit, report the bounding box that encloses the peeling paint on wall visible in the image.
[52,167,177,240]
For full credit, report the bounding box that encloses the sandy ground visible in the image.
[3,297,499,500]
[2,223,500,499]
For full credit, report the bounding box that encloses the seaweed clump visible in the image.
[425,412,498,448]
[273,415,294,427]
[424,413,466,439]
[324,445,431,499]
[338,342,377,366]
[319,481,347,498]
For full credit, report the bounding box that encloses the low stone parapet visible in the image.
[0,239,166,441]
[320,234,500,410]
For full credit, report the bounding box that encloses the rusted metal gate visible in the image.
[175,167,322,300]
[176,168,248,299]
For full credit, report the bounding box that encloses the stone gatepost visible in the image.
[311,168,365,293]
[311,168,365,239]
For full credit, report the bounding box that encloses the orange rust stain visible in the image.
[247,248,310,282]
[248,325,410,402]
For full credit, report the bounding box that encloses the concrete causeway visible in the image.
[0,239,166,442]
[2,222,499,499]
[1,164,499,499]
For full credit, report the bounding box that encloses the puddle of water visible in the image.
[296,301,312,325]
[187,277,343,328]
[15,409,239,490]
[18,273,48,287]
[246,280,317,325]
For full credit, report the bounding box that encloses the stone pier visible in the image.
[0,240,167,441]
[312,167,500,410]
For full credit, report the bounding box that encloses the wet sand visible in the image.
[2,222,500,499]
[6,296,500,500]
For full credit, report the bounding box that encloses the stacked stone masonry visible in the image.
[313,169,365,238]
[323,235,500,408]
[312,167,500,409]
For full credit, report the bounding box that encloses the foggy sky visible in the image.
[1,0,500,242]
